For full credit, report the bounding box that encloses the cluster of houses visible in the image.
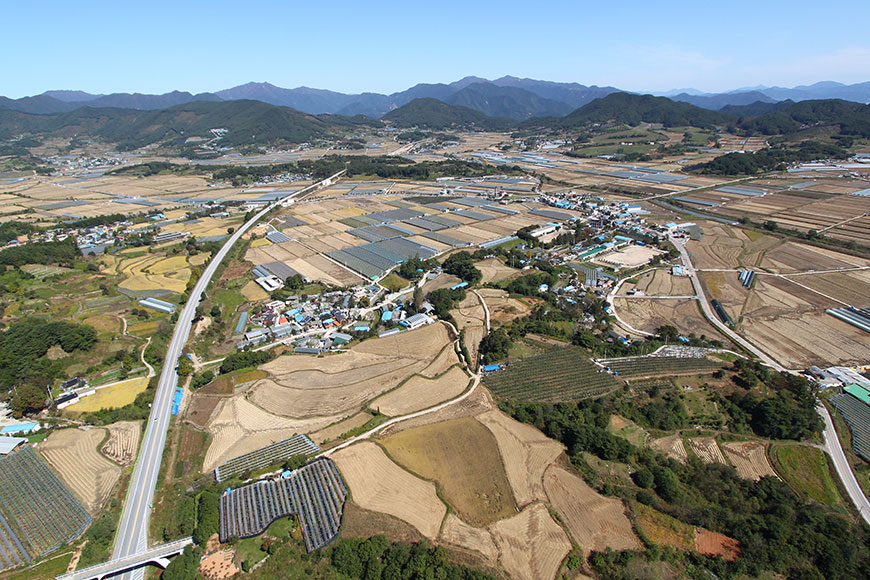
[236,287,383,351]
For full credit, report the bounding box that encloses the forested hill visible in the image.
[735,98,870,137]
[526,92,732,129]
[381,98,514,131]
[0,100,379,150]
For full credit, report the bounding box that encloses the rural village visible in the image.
[1,67,870,580]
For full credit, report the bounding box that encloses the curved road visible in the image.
[111,174,341,578]
[670,236,870,524]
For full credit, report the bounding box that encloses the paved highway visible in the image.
[110,174,341,579]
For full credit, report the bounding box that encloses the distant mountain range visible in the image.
[6,77,866,122]
[3,90,870,151]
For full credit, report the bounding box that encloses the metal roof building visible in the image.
[0,436,26,455]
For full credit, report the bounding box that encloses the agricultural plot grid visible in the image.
[219,458,347,551]
[483,347,621,402]
[214,434,319,482]
[0,447,92,570]
[599,356,724,378]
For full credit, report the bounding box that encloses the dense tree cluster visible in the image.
[0,238,80,267]
[64,213,127,229]
[502,399,869,579]
[0,318,97,412]
[478,327,511,365]
[219,350,276,374]
[331,536,497,580]
[0,221,37,244]
[441,251,482,284]
[691,140,847,175]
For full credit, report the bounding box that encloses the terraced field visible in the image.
[483,346,621,402]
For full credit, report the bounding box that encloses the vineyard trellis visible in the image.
[214,434,319,482]
[0,447,92,571]
[219,457,347,552]
[599,356,723,378]
[483,346,621,403]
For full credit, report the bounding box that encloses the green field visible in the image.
[483,346,621,402]
[774,444,841,507]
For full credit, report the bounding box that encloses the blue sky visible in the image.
[3,0,869,98]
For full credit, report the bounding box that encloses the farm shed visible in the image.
[401,313,433,330]
[0,423,40,436]
[0,437,25,455]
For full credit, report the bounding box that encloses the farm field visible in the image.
[686,223,781,270]
[310,412,373,446]
[382,418,517,526]
[649,434,688,463]
[634,503,695,552]
[608,415,648,447]
[488,503,571,580]
[478,288,537,325]
[618,268,694,296]
[613,297,720,339]
[450,292,487,370]
[330,442,446,540]
[63,377,149,413]
[602,355,723,379]
[203,396,336,472]
[543,464,640,557]
[39,428,120,514]
[371,365,469,416]
[721,441,778,481]
[774,445,841,506]
[688,437,727,465]
[440,513,499,562]
[247,323,452,419]
[483,346,621,403]
[101,421,141,466]
[476,258,524,284]
[476,410,564,507]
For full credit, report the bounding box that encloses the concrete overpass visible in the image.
[56,538,192,580]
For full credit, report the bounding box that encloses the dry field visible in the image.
[64,377,150,413]
[613,297,721,339]
[695,529,741,561]
[760,242,869,274]
[488,503,572,580]
[596,245,664,269]
[741,309,870,367]
[248,324,451,419]
[187,394,223,429]
[476,258,524,284]
[199,549,239,580]
[686,223,780,270]
[688,437,727,465]
[478,288,536,325]
[385,387,494,434]
[203,396,336,472]
[331,442,446,540]
[240,280,269,301]
[451,293,487,370]
[619,268,694,297]
[721,441,779,481]
[634,503,695,552]
[796,269,870,306]
[372,366,469,416]
[476,410,564,507]
[101,421,141,466]
[382,418,517,526]
[543,465,640,557]
[420,273,463,294]
[310,411,373,445]
[39,427,120,514]
[649,434,688,463]
[440,514,500,562]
